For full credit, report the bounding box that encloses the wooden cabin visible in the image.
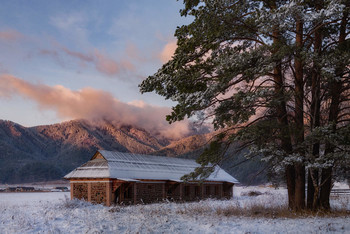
[64,150,238,206]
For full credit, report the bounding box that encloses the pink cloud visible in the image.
[159,40,177,63]
[125,43,140,59]
[0,30,23,41]
[62,47,94,63]
[39,49,66,67]
[0,74,191,139]
[94,49,125,75]
[125,43,148,63]
[41,45,134,77]
[93,49,134,76]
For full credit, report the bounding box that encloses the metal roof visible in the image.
[64,150,238,183]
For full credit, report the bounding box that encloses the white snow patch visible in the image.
[0,187,349,233]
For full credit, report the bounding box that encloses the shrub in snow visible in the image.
[58,195,93,209]
[1,189,350,233]
[241,190,264,197]
[108,207,121,213]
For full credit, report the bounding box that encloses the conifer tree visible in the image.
[140,0,350,211]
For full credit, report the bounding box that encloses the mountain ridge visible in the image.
[0,119,212,183]
[0,119,267,184]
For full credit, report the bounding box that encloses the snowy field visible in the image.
[0,186,349,234]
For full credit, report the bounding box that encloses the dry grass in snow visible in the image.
[0,186,349,233]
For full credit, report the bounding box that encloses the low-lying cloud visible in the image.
[0,74,191,139]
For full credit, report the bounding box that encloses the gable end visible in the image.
[91,151,105,160]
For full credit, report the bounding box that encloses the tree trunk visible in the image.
[313,184,320,209]
[307,1,323,210]
[271,13,295,209]
[307,171,314,209]
[286,165,296,209]
[294,14,305,211]
[320,167,332,209]
[295,163,305,210]
[307,168,319,210]
[320,2,349,211]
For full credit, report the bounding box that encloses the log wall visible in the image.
[91,182,107,204]
[135,183,164,203]
[72,183,88,200]
[70,179,112,206]
[70,179,234,206]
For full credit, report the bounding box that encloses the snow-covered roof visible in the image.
[64,150,238,183]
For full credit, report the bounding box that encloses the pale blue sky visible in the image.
[0,0,191,128]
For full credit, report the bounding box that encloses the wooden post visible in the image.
[120,183,124,203]
[106,181,112,206]
[88,183,91,202]
[201,184,205,198]
[70,182,74,200]
[133,183,137,204]
[231,184,234,198]
[162,183,166,200]
[179,183,183,200]
[111,181,115,204]
[219,183,223,198]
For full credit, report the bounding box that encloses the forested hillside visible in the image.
[0,119,267,184]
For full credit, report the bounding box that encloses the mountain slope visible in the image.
[0,119,169,183]
[154,134,268,185]
[154,133,213,157]
[0,119,267,184]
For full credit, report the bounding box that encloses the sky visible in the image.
[0,0,193,138]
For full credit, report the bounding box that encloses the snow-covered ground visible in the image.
[0,186,349,234]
